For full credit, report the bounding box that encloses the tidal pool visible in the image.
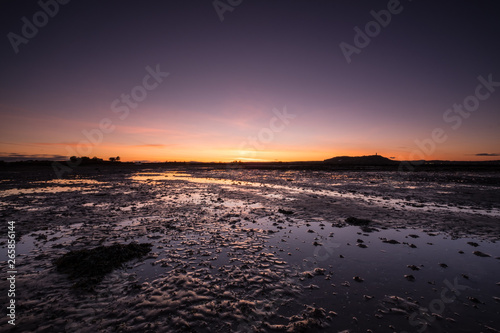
[0,168,499,332]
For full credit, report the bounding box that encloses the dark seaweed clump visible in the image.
[278,208,294,215]
[55,242,152,290]
[345,216,371,226]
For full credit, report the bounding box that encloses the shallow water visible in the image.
[0,168,499,332]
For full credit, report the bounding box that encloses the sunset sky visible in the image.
[1,0,499,162]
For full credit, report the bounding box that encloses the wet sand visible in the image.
[1,165,499,332]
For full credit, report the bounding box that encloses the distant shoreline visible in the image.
[1,158,499,175]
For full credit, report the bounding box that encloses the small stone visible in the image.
[473,251,491,257]
[381,238,400,244]
[353,276,364,282]
[467,296,482,304]
[404,274,415,281]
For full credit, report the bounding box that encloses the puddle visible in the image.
[0,178,111,197]
[130,171,500,217]
[0,186,90,196]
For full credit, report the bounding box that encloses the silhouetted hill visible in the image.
[324,154,398,165]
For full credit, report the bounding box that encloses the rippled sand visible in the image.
[1,167,499,332]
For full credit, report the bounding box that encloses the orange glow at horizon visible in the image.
[1,140,495,163]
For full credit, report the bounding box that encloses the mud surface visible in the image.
[1,166,499,332]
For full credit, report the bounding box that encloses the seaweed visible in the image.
[54,242,152,290]
[345,216,371,226]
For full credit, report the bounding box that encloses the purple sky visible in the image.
[1,0,499,162]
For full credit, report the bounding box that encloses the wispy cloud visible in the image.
[33,142,80,146]
[28,142,174,148]
[131,144,171,148]
[0,153,67,162]
[475,153,500,157]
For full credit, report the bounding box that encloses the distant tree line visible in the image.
[68,156,121,164]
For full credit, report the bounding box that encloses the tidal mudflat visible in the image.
[1,166,499,332]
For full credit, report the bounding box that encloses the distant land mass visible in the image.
[324,154,398,165]
[1,154,499,174]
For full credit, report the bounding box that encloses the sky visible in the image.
[1,0,499,162]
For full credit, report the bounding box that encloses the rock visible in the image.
[467,296,483,304]
[473,251,491,257]
[55,242,152,290]
[306,284,320,290]
[432,313,444,320]
[381,238,400,244]
[345,217,371,226]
